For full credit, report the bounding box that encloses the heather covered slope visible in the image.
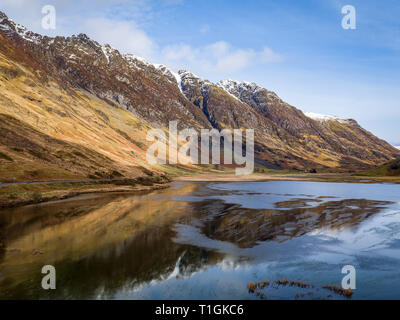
[0,113,145,181]
[357,158,400,177]
[0,12,211,129]
[0,30,160,181]
[0,11,398,181]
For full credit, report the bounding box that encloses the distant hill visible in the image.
[357,158,400,177]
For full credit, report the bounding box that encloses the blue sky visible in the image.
[1,0,399,144]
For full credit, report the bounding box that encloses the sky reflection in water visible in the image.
[0,181,399,299]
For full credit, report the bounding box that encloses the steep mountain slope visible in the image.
[217,80,399,170]
[0,13,210,128]
[178,70,321,169]
[0,16,162,181]
[0,11,398,179]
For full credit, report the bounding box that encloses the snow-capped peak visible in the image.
[305,112,350,124]
[217,79,264,101]
[124,53,150,65]
[154,64,182,92]
[179,70,211,87]
[123,54,156,74]
[178,69,202,80]
[218,79,239,91]
[219,79,259,90]
[0,12,42,44]
[216,79,242,101]
[123,55,183,91]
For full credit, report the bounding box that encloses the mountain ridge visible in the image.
[0,10,398,180]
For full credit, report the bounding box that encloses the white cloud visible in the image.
[83,18,157,58]
[0,1,282,80]
[158,41,281,76]
[216,49,254,72]
[261,46,282,63]
[206,41,229,58]
[1,0,29,7]
[161,43,196,62]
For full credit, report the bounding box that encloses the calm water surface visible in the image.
[0,181,399,299]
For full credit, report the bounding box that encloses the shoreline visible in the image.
[0,180,170,210]
[1,172,399,210]
[175,173,400,184]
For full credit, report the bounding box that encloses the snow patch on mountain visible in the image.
[218,79,274,103]
[215,81,240,101]
[101,44,117,64]
[178,70,202,81]
[171,71,182,92]
[14,24,40,44]
[123,54,146,70]
[179,70,213,88]
[0,13,42,44]
[305,112,350,124]
[179,70,214,98]
[132,55,150,66]
[124,54,159,72]
[0,15,9,27]
[101,47,110,63]
[123,54,183,92]
[0,23,10,31]
[154,64,183,92]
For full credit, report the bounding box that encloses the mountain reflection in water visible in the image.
[0,181,399,299]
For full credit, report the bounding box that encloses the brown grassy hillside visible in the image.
[0,10,399,181]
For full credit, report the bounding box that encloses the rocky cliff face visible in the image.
[216,79,399,169]
[0,11,398,178]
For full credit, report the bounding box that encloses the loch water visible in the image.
[0,181,399,299]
